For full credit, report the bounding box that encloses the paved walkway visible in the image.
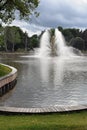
[0,105,87,113]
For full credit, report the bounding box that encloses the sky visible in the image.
[11,0,87,37]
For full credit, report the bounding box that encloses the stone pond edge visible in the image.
[0,63,17,96]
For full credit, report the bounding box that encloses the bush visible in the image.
[69,37,85,50]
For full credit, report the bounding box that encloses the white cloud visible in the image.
[11,20,47,37]
[5,0,87,36]
[36,0,87,28]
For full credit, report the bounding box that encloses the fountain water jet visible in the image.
[38,30,51,57]
[55,28,76,57]
[38,28,82,57]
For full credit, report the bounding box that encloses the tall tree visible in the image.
[4,26,21,52]
[0,0,39,23]
[24,31,28,51]
[0,27,4,51]
[70,37,85,51]
[10,26,21,52]
[4,26,8,51]
[30,34,39,49]
[82,29,87,50]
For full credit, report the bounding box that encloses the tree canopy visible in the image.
[0,0,39,23]
[70,37,85,51]
[0,25,39,52]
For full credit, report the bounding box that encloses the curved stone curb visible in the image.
[0,63,17,96]
[0,105,87,114]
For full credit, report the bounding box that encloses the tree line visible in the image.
[0,25,87,52]
[0,25,39,52]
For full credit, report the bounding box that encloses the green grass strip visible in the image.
[0,111,87,130]
[0,64,12,77]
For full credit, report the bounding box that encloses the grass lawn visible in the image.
[0,111,87,130]
[0,64,12,77]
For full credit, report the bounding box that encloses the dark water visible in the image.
[0,53,87,108]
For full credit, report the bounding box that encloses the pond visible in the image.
[0,53,87,108]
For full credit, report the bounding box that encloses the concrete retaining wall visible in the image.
[0,64,17,96]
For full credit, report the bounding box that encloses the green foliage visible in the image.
[58,26,63,32]
[1,24,87,52]
[0,25,40,52]
[0,0,39,24]
[58,26,83,43]
[62,29,74,42]
[4,26,22,51]
[0,26,5,51]
[0,35,4,51]
[11,26,21,43]
[70,37,85,50]
[50,28,55,37]
[82,29,87,50]
[57,26,87,50]
[23,31,29,51]
[0,64,12,77]
[29,34,39,48]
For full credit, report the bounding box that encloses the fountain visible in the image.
[0,28,87,114]
[38,28,82,57]
[38,30,51,57]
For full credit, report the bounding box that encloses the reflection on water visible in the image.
[0,54,87,108]
[40,57,65,87]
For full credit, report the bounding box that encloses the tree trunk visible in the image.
[12,42,14,52]
[25,36,27,51]
[4,33,8,52]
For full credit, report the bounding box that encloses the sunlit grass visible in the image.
[0,64,12,77]
[0,111,87,130]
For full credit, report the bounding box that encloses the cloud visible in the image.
[9,0,87,36]
[11,20,47,37]
[35,0,87,28]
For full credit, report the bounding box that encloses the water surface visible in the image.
[0,54,87,108]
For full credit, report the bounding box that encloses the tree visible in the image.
[10,26,21,52]
[4,26,21,52]
[82,29,87,50]
[62,29,74,42]
[69,28,81,38]
[4,26,8,51]
[0,35,4,51]
[24,31,29,51]
[29,34,39,49]
[69,37,85,51]
[58,26,63,32]
[0,0,39,24]
[0,24,4,51]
